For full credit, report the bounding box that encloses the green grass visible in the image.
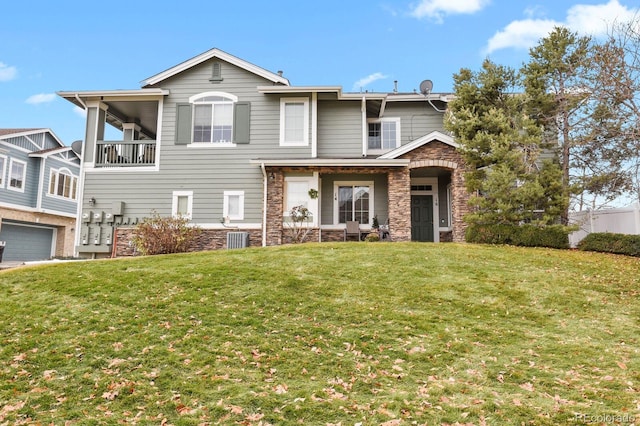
[0,242,638,425]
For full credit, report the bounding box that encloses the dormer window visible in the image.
[190,92,238,143]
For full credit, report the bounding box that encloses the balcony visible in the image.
[95,141,156,167]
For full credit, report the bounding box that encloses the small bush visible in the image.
[578,233,640,257]
[466,223,569,249]
[132,213,201,255]
[364,231,380,242]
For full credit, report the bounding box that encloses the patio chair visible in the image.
[344,221,361,241]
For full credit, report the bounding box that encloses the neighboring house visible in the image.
[0,129,80,261]
[58,48,471,258]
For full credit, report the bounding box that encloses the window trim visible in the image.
[223,190,245,221]
[279,97,310,146]
[47,167,78,200]
[189,91,238,145]
[172,190,193,219]
[8,158,27,192]
[367,117,401,154]
[333,180,375,226]
[0,154,6,188]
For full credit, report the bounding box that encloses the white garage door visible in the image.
[0,222,55,262]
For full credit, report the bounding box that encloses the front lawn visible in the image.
[0,243,638,425]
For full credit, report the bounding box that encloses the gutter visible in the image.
[260,162,267,247]
[74,93,87,110]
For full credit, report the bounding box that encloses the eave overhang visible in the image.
[250,158,410,167]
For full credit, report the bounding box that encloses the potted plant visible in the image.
[365,215,380,242]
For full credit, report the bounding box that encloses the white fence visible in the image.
[569,203,640,247]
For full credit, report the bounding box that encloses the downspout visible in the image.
[260,162,267,247]
[361,95,367,156]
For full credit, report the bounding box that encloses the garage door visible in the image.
[0,222,55,262]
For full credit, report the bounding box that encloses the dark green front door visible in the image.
[411,195,434,242]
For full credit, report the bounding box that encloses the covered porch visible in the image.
[254,132,470,245]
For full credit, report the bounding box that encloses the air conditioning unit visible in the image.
[227,232,249,249]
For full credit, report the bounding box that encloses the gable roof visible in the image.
[378,131,458,159]
[0,128,45,137]
[142,48,290,87]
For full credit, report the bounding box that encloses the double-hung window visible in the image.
[190,92,237,143]
[280,98,309,146]
[48,168,78,200]
[334,181,374,225]
[368,118,400,152]
[8,158,26,192]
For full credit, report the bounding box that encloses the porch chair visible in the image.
[344,221,362,241]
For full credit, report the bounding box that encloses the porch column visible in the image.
[451,167,471,242]
[265,169,284,246]
[388,168,411,242]
[122,123,140,141]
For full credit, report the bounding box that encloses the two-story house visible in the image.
[58,48,470,258]
[0,128,80,261]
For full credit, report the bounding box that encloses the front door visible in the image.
[411,195,434,242]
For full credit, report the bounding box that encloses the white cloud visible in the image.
[0,62,17,82]
[73,106,87,118]
[352,72,388,91]
[485,0,638,54]
[25,93,56,105]
[485,19,559,54]
[411,0,490,22]
[566,0,637,36]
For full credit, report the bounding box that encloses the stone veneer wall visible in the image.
[0,207,76,257]
[398,141,471,243]
[114,227,264,257]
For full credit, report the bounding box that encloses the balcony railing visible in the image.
[95,140,157,167]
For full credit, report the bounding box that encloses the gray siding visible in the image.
[0,146,37,208]
[317,100,362,158]
[382,103,446,144]
[83,58,310,223]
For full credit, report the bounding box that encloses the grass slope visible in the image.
[0,243,638,425]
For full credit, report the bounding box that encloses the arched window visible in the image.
[49,167,78,200]
[189,92,238,143]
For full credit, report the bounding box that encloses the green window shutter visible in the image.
[175,103,192,145]
[234,102,251,144]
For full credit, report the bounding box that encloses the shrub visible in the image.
[285,205,313,244]
[132,212,201,255]
[466,223,569,249]
[577,233,640,257]
[364,231,380,242]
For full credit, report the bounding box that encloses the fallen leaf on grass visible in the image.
[273,384,288,394]
[245,412,264,421]
[102,390,118,400]
[13,353,27,362]
[519,382,534,392]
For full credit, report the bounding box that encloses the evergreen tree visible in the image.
[445,59,566,225]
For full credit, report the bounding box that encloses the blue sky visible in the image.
[1,0,638,145]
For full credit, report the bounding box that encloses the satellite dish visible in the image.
[419,79,433,95]
[71,140,83,155]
